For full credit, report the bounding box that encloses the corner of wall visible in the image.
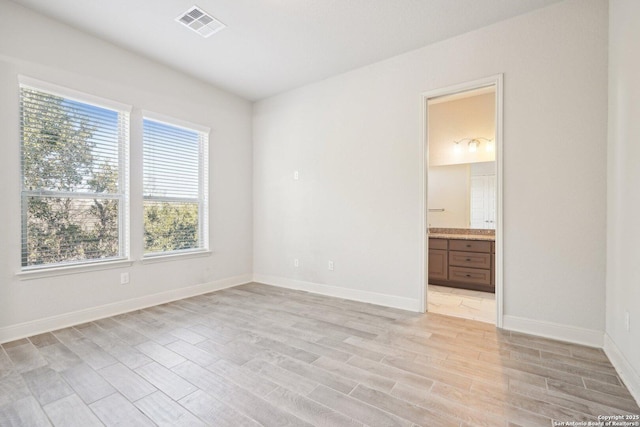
[604,333,640,405]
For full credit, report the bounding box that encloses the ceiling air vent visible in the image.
[176,6,226,38]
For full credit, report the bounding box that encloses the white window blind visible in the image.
[143,116,208,256]
[20,81,129,269]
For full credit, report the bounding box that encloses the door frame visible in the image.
[419,74,504,327]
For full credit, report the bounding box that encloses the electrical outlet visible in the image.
[120,272,129,285]
[625,311,630,332]
[328,260,334,271]
[294,258,299,268]
[294,170,299,180]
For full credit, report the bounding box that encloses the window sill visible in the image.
[15,251,211,280]
[141,250,212,264]
[17,259,134,281]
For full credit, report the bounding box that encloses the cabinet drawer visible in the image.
[449,251,491,269]
[449,239,491,253]
[429,238,448,250]
[449,266,491,286]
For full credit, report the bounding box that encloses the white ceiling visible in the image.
[10,0,563,101]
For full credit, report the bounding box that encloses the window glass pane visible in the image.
[20,84,127,269]
[21,88,121,193]
[143,116,207,256]
[23,196,120,267]
[143,119,200,199]
[144,201,199,254]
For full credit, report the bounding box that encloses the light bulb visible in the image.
[468,141,478,153]
[486,140,494,152]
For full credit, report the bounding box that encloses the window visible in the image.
[142,114,209,256]
[20,79,130,269]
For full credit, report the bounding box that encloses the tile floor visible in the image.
[0,283,638,426]
[427,284,496,324]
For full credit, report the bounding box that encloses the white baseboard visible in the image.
[604,333,640,406]
[502,315,604,348]
[253,274,421,312]
[0,273,252,344]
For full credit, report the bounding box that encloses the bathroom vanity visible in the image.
[428,229,495,293]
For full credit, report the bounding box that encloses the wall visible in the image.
[471,162,496,177]
[427,165,470,228]
[428,92,495,166]
[0,1,253,341]
[254,0,608,341]
[605,0,640,402]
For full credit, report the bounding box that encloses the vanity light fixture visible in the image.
[453,137,494,153]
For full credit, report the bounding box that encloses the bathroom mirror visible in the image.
[428,161,495,229]
[427,86,496,229]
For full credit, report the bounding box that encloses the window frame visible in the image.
[18,76,131,272]
[141,110,210,259]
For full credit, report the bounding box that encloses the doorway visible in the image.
[420,75,503,326]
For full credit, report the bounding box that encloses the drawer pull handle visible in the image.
[466,244,471,247]
[465,258,471,261]
[465,274,471,277]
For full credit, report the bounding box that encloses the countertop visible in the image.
[427,227,495,241]
[428,233,495,241]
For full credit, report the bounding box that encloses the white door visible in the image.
[470,175,496,229]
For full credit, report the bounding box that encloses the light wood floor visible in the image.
[0,283,638,427]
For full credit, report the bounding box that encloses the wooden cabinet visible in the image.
[448,251,491,269]
[491,242,495,286]
[428,237,495,293]
[448,265,491,287]
[449,239,491,253]
[428,238,448,281]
